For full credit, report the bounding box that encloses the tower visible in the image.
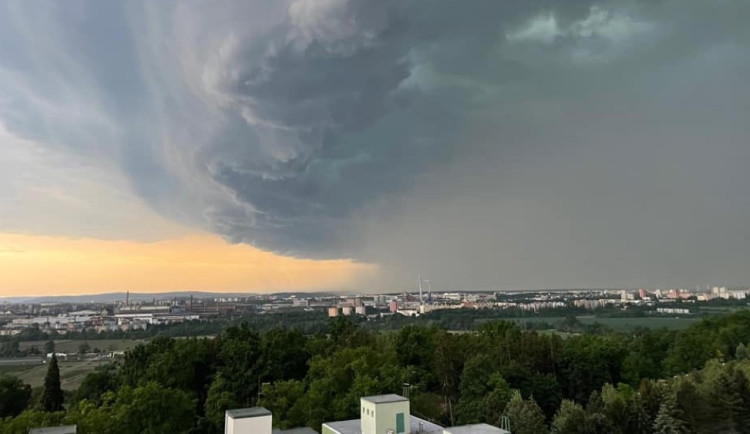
[418,275,423,306]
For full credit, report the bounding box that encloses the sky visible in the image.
[0,0,748,296]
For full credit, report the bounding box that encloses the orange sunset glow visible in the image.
[0,232,376,297]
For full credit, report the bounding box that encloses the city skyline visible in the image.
[1,0,749,296]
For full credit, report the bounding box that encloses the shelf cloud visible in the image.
[1,0,748,289]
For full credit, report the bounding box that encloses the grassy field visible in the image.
[510,315,701,332]
[0,363,41,376]
[693,306,743,314]
[577,316,701,331]
[0,358,113,390]
[1,339,145,391]
[36,359,109,390]
[18,338,146,354]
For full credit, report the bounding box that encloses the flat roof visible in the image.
[322,416,443,434]
[273,428,319,434]
[361,394,408,404]
[445,424,510,434]
[411,417,443,433]
[29,427,77,434]
[226,407,272,419]
[322,419,360,434]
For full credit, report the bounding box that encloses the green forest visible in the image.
[3,311,750,433]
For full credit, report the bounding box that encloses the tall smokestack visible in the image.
[418,275,423,306]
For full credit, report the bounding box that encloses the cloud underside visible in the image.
[1,0,749,288]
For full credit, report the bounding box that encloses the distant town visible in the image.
[2,284,748,338]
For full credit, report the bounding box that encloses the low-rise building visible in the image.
[321,394,509,434]
[223,396,510,434]
[444,424,509,434]
[225,407,318,434]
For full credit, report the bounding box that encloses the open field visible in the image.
[577,316,701,331]
[18,338,146,354]
[0,359,44,376]
[510,315,701,331]
[0,358,113,390]
[693,306,745,314]
[1,339,144,391]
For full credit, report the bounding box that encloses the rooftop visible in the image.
[444,424,510,434]
[273,428,319,434]
[225,407,272,419]
[322,418,360,434]
[322,416,442,434]
[361,394,409,404]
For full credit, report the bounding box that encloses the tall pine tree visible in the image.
[652,395,686,434]
[40,354,64,412]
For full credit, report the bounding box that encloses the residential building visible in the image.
[389,300,399,313]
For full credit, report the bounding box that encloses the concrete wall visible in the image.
[361,399,410,434]
[225,413,271,434]
[361,400,375,434]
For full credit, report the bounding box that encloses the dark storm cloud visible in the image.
[1,0,749,288]
[172,0,606,255]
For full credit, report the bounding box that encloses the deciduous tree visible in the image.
[505,391,547,434]
[0,376,32,418]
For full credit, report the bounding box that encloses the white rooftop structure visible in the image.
[225,407,273,434]
[322,394,509,434]
[226,407,319,434]
[361,394,409,405]
[444,424,510,434]
[225,396,507,434]
[323,394,444,434]
[322,416,443,434]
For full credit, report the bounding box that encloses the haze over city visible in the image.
[1,0,749,296]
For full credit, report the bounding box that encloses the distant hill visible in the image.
[0,290,341,304]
